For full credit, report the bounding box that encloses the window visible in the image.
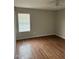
[18,13,30,32]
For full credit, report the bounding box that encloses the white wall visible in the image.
[15,7,55,39]
[55,9,65,39]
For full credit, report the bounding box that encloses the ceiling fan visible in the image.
[49,0,64,6]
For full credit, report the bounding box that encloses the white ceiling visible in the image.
[14,0,65,10]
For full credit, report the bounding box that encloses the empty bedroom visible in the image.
[14,0,65,59]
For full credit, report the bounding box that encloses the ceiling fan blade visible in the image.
[56,0,59,6]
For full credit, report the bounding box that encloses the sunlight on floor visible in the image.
[19,44,32,59]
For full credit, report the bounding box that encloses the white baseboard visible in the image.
[16,33,65,40]
[55,33,65,39]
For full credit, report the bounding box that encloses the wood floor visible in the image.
[16,35,65,59]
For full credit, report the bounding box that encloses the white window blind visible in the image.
[18,13,30,32]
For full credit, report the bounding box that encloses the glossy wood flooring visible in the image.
[16,35,65,59]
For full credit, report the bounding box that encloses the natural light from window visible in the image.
[18,13,30,32]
